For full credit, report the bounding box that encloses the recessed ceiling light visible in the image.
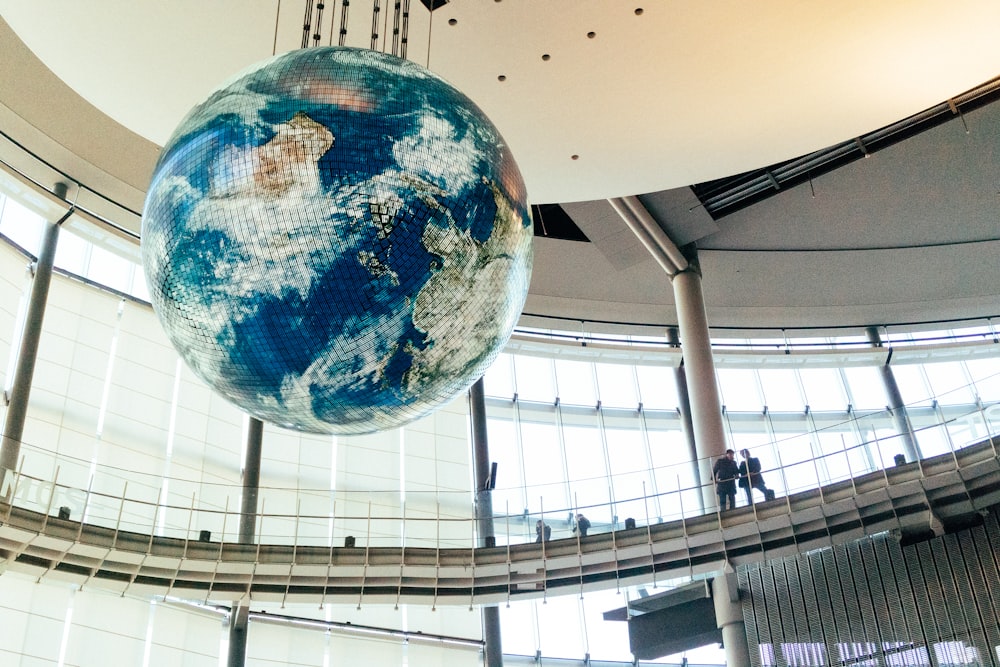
[635,8,644,15]
[498,75,507,82]
[587,31,596,39]
[542,54,551,61]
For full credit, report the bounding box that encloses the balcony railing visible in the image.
[2,398,998,551]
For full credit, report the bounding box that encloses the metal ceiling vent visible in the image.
[692,76,1000,220]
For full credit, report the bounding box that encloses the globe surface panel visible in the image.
[142,47,532,434]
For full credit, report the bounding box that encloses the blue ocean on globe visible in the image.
[142,47,533,434]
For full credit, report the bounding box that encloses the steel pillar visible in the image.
[668,327,702,510]
[1,184,72,483]
[470,378,503,667]
[712,574,750,667]
[227,604,250,667]
[671,248,727,508]
[239,417,264,543]
[227,416,264,666]
[866,327,920,462]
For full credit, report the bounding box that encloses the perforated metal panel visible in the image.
[848,541,878,652]
[740,566,766,667]
[945,533,992,665]
[739,508,1000,667]
[872,536,909,653]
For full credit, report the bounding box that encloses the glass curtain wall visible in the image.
[0,194,485,665]
[3,189,1000,666]
[483,345,1000,529]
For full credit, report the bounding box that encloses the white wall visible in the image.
[0,237,476,550]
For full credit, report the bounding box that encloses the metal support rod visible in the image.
[1,184,71,482]
[865,327,920,462]
[469,377,503,667]
[608,196,689,276]
[671,246,728,509]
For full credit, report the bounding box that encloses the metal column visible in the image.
[712,573,750,667]
[227,605,250,667]
[668,327,702,510]
[1,184,72,484]
[608,196,727,509]
[470,378,503,667]
[671,247,728,508]
[239,417,264,543]
[866,327,919,462]
[228,416,264,667]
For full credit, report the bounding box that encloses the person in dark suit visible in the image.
[535,519,551,542]
[738,448,774,504]
[713,449,740,510]
[574,513,591,537]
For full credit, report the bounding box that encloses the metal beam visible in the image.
[608,196,689,275]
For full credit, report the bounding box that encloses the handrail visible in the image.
[3,397,997,550]
[0,127,142,235]
[1,432,997,608]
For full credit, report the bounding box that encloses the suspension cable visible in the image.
[312,1,325,46]
[301,0,315,48]
[399,0,410,59]
[337,0,350,46]
[370,0,382,50]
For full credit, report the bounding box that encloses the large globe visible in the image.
[142,47,532,434]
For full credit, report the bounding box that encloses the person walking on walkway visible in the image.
[713,449,739,511]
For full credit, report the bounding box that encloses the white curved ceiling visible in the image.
[3,0,1000,204]
[1,2,999,331]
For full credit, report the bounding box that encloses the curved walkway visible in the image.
[1,436,998,606]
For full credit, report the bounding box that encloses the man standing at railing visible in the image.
[738,448,775,505]
[713,449,739,511]
[535,519,551,542]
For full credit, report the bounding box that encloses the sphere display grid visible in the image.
[142,47,533,434]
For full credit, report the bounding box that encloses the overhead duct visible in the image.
[603,581,722,660]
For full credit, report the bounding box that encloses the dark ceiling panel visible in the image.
[531,203,589,242]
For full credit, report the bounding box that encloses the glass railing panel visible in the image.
[981,403,1000,439]
[913,420,955,459]
[867,428,913,470]
[812,429,853,486]
[295,489,335,547]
